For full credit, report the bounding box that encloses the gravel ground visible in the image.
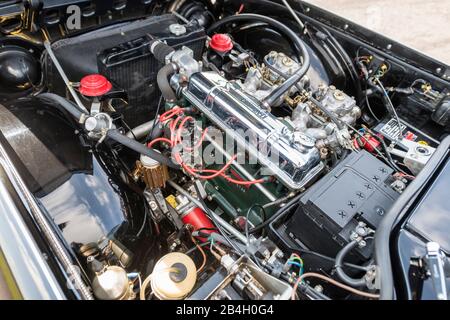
[308,0,450,64]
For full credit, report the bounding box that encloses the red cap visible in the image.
[210,34,233,53]
[79,74,112,97]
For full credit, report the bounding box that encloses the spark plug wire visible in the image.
[149,107,266,186]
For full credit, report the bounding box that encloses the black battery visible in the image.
[286,150,400,262]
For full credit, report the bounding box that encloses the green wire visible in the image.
[209,237,214,251]
[289,256,304,276]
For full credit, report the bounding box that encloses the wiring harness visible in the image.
[148,106,270,186]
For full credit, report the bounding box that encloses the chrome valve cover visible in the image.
[183,72,323,190]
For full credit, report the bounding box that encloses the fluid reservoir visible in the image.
[89,257,133,300]
[151,252,197,300]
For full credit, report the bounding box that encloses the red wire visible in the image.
[182,155,238,180]
[159,106,184,123]
[184,127,209,152]
[223,176,266,186]
[170,116,184,143]
[175,116,210,152]
[149,109,267,186]
[176,116,195,145]
[183,167,266,186]
[237,3,245,14]
[147,137,173,148]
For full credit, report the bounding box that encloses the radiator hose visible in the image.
[38,93,178,170]
[157,63,179,102]
[106,129,179,169]
[39,92,87,121]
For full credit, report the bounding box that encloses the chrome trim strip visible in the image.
[0,141,93,300]
[0,169,65,299]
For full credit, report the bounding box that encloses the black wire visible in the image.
[345,122,401,173]
[334,240,367,287]
[245,204,267,242]
[295,247,372,272]
[197,227,219,232]
[145,95,163,143]
[355,49,382,122]
[121,119,137,140]
[363,82,381,122]
[295,280,331,300]
[320,27,363,103]
[243,204,265,269]
[183,225,370,272]
[374,78,403,142]
[309,96,345,130]
[365,127,408,174]
[375,136,402,171]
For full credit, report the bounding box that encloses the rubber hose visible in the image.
[39,92,87,120]
[207,13,310,108]
[335,240,367,287]
[106,129,179,169]
[157,63,178,102]
[263,55,303,91]
[150,40,175,63]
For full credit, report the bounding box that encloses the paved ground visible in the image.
[308,0,450,64]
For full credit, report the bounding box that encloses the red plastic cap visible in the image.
[79,74,112,97]
[210,34,233,53]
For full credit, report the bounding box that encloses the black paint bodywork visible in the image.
[392,138,450,299]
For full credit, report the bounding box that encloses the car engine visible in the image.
[0,0,448,301]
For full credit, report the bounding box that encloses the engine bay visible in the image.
[0,0,449,300]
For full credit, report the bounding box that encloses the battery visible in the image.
[286,150,400,261]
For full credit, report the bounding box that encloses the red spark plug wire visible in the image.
[147,137,173,148]
[148,108,267,186]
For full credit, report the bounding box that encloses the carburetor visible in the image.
[291,85,361,145]
[264,51,308,88]
[315,84,361,125]
[240,51,309,105]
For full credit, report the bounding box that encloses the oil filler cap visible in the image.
[80,74,112,97]
[210,34,233,53]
